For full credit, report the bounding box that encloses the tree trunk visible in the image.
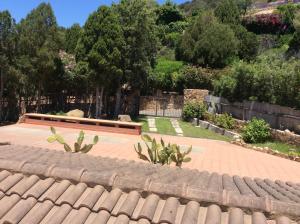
[114,86,122,118]
[37,81,42,113]
[0,69,4,121]
[95,86,100,119]
[87,94,92,118]
[104,94,108,116]
[99,87,104,118]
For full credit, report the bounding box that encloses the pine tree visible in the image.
[76,6,123,118]
[17,3,60,112]
[114,0,158,116]
[65,23,81,54]
[0,10,17,120]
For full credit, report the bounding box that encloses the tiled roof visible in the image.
[0,145,299,223]
[0,170,297,224]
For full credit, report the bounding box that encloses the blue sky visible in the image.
[0,0,187,27]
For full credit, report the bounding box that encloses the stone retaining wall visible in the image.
[205,95,300,134]
[139,94,184,111]
[194,117,300,146]
[271,129,300,146]
[184,89,209,104]
[193,118,239,138]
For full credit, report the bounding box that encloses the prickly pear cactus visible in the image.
[170,145,192,167]
[47,127,99,153]
[134,134,192,167]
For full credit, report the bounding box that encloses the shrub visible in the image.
[47,111,66,116]
[181,65,215,90]
[232,25,259,61]
[215,113,235,129]
[212,53,300,109]
[277,3,300,30]
[242,118,271,143]
[213,74,237,101]
[203,112,216,122]
[242,14,286,34]
[182,101,207,121]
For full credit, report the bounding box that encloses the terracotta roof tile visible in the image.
[19,200,54,224]
[1,196,37,224]
[23,177,55,199]
[0,145,298,223]
[158,197,179,223]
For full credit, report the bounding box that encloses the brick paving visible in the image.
[0,123,300,183]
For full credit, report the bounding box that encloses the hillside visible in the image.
[179,0,222,14]
[179,0,278,15]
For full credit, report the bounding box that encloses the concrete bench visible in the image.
[20,113,142,135]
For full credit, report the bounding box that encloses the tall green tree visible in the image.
[156,0,184,25]
[114,0,158,116]
[215,0,241,25]
[232,25,259,61]
[76,6,123,118]
[65,23,81,54]
[177,11,238,68]
[17,3,60,112]
[0,11,17,120]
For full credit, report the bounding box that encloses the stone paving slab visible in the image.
[147,117,157,132]
[1,124,300,183]
[170,118,183,136]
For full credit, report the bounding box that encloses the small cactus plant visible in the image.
[170,144,192,167]
[47,127,99,153]
[134,134,192,167]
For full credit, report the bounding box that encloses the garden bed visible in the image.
[232,139,300,162]
[192,118,239,138]
[192,118,300,162]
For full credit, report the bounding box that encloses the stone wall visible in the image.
[205,95,300,134]
[184,89,209,104]
[271,129,300,146]
[139,89,210,117]
[140,94,184,111]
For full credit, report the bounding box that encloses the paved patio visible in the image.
[1,123,300,182]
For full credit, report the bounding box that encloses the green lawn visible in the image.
[136,116,300,155]
[138,116,230,141]
[133,116,149,132]
[154,57,184,75]
[179,120,231,141]
[155,118,176,135]
[254,141,300,155]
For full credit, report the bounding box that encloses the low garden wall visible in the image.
[193,118,300,161]
[204,95,300,134]
[195,117,300,147]
[192,118,239,138]
[271,129,300,146]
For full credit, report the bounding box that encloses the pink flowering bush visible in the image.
[243,14,288,34]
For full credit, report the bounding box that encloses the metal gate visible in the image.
[139,96,183,118]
